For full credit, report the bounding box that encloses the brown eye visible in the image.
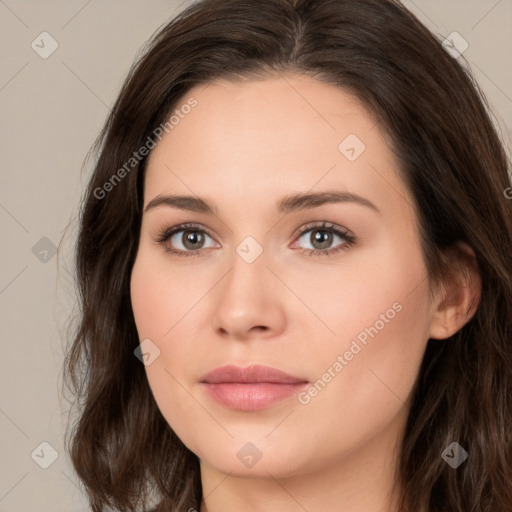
[180,229,206,250]
[293,222,356,257]
[157,223,217,256]
[308,229,335,250]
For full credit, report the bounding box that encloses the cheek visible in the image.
[297,244,431,429]
[130,247,198,340]
[130,253,206,452]
[287,231,431,351]
[295,293,429,457]
[287,273,430,470]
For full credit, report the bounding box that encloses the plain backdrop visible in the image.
[0,1,511,510]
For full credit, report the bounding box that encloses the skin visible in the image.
[130,74,480,512]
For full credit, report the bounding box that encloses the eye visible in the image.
[156,223,218,257]
[292,222,356,257]
[156,221,356,258]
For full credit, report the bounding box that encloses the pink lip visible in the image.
[200,364,309,411]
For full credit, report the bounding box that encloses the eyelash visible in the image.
[155,221,356,258]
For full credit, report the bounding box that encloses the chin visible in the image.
[193,435,313,478]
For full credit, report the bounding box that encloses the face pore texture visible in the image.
[130,73,441,510]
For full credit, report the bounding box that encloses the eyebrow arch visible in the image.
[144,190,380,215]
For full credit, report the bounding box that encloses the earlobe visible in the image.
[428,242,482,340]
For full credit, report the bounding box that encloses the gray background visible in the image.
[0,1,511,510]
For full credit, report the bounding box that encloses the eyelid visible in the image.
[155,222,218,249]
[290,221,356,256]
[290,221,353,240]
[156,222,214,239]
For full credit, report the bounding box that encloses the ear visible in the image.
[429,241,482,340]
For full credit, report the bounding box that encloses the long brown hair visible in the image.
[62,0,512,510]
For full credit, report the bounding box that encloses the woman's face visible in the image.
[130,74,436,479]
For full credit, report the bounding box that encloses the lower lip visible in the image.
[201,382,308,411]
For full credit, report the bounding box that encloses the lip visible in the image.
[200,364,309,411]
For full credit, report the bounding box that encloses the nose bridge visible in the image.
[210,235,286,338]
[223,237,270,303]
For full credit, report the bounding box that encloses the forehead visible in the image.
[148,73,377,164]
[174,74,373,143]
[143,74,408,220]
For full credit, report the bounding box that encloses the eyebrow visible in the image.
[144,190,380,215]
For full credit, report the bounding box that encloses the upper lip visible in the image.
[200,364,308,384]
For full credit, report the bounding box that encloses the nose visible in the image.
[210,245,287,341]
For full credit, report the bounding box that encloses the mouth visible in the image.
[199,364,309,411]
